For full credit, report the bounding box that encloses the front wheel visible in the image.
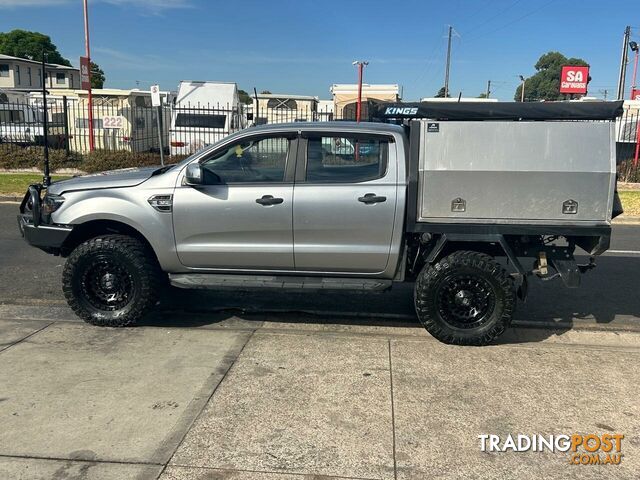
[63,234,163,327]
[414,251,516,346]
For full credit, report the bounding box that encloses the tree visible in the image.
[434,86,450,98]
[90,62,105,88]
[260,90,272,94]
[514,51,589,101]
[238,89,253,104]
[0,29,71,66]
[477,92,489,98]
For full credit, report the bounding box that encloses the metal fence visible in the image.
[0,98,342,157]
[1,97,639,180]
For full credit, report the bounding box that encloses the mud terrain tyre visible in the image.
[63,234,162,327]
[414,251,515,346]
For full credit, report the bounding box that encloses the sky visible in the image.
[0,0,637,101]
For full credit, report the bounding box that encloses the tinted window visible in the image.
[0,110,25,123]
[201,136,290,183]
[305,136,388,183]
[75,118,103,129]
[176,113,226,129]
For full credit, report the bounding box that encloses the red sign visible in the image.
[631,88,640,101]
[560,65,589,94]
[80,56,91,90]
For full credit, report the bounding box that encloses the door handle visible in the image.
[358,193,387,204]
[256,195,284,206]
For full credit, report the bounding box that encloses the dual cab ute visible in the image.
[18,101,623,345]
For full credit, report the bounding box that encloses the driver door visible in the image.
[173,133,297,270]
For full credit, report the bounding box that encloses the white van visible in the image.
[170,81,246,156]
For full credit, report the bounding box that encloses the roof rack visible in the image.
[372,100,624,121]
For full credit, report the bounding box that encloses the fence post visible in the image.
[156,101,164,166]
[62,96,70,157]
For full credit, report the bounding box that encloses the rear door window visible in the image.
[304,135,389,183]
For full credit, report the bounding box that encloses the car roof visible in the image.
[245,121,405,135]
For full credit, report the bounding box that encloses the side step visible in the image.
[169,274,392,291]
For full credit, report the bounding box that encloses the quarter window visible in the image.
[200,136,290,183]
[305,135,388,183]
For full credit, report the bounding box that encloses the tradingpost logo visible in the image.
[478,434,624,465]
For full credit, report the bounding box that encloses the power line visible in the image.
[465,0,557,42]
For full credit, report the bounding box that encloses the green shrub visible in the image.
[618,160,640,183]
[0,144,187,174]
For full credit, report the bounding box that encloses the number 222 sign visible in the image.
[103,116,124,129]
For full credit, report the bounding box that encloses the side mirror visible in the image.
[185,163,203,185]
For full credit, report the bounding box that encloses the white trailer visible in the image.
[170,81,245,155]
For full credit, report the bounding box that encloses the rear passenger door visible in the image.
[293,132,398,273]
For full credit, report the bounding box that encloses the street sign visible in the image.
[80,56,91,90]
[560,65,589,94]
[150,84,161,107]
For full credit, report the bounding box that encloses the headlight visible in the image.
[41,194,65,216]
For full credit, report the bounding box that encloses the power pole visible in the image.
[444,26,453,97]
[83,0,95,151]
[617,26,631,100]
[486,80,491,98]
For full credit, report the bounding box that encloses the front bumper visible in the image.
[17,214,73,251]
[18,186,73,252]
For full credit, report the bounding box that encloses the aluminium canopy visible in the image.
[373,100,624,121]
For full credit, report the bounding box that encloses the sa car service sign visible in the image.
[80,56,91,90]
[560,65,589,94]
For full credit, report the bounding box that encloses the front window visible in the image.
[267,98,297,110]
[175,113,226,129]
[0,109,25,123]
[200,136,291,183]
[304,135,389,183]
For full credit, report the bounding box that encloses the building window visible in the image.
[56,72,66,85]
[0,64,9,77]
[37,68,42,86]
[27,67,32,86]
[267,98,298,110]
[15,65,21,85]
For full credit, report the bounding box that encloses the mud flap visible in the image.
[548,258,581,288]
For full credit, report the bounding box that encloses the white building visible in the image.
[0,54,80,91]
[330,84,401,119]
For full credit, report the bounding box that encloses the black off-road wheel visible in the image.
[62,234,163,327]
[414,251,516,346]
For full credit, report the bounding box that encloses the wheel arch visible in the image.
[424,233,528,299]
[61,219,159,265]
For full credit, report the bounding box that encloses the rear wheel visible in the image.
[63,234,162,327]
[415,251,515,346]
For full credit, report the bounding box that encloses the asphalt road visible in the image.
[2,203,639,331]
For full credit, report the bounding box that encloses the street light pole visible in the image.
[83,0,95,151]
[519,75,526,102]
[352,60,368,122]
[630,41,639,99]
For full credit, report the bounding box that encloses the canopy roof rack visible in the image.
[372,100,624,121]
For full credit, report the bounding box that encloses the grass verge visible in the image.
[0,173,71,196]
[619,190,640,217]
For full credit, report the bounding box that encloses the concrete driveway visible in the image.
[1,304,638,480]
